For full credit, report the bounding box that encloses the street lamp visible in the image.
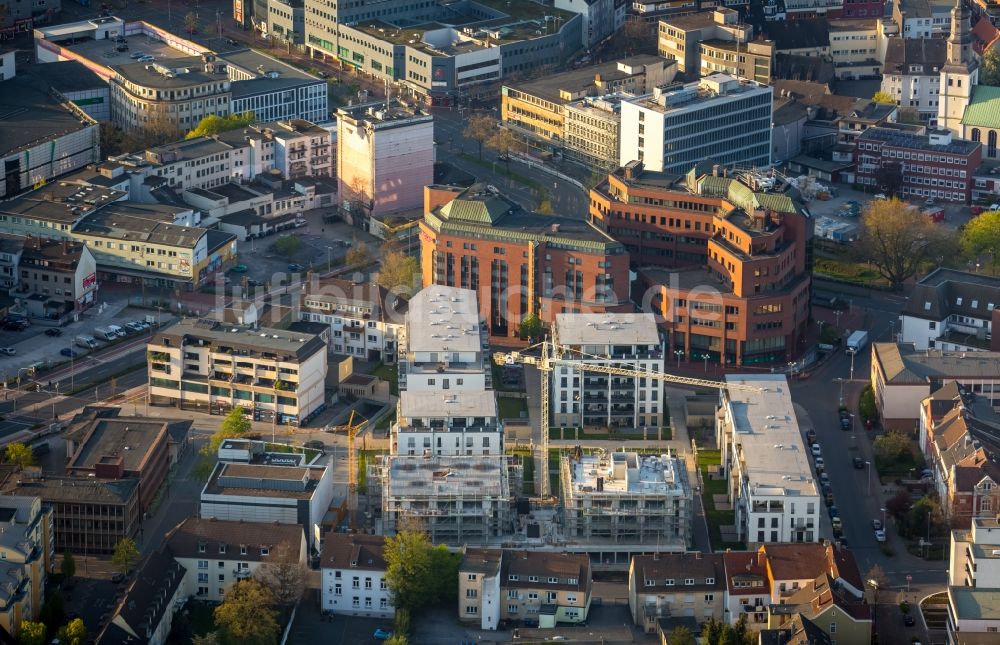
[881,506,887,528]
[701,353,709,373]
[787,361,796,377]
[326,246,334,272]
[847,347,857,382]
[836,377,845,406]
[865,460,872,496]
[674,349,684,368]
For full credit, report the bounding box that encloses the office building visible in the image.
[501,56,675,149]
[392,389,502,456]
[167,517,306,602]
[900,268,1000,352]
[397,285,492,392]
[560,450,692,546]
[0,496,53,638]
[947,517,1000,641]
[223,49,328,124]
[267,0,305,46]
[591,162,813,366]
[658,9,755,75]
[893,0,953,37]
[458,549,592,629]
[718,374,820,545]
[827,19,884,80]
[420,184,631,335]
[619,75,773,173]
[555,0,624,49]
[700,39,774,85]
[336,102,434,221]
[628,553,725,633]
[300,277,407,362]
[855,126,981,203]
[871,342,1000,430]
[320,533,393,618]
[562,93,628,170]
[551,313,665,429]
[147,318,328,425]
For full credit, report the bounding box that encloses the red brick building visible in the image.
[589,162,813,366]
[419,185,631,337]
[855,126,982,203]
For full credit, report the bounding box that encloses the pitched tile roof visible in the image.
[502,551,591,592]
[320,533,388,572]
[632,553,724,592]
[97,549,186,645]
[166,517,304,562]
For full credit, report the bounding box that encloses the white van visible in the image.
[75,335,98,349]
[107,324,126,338]
[94,327,117,341]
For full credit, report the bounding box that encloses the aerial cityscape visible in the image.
[2,0,1000,642]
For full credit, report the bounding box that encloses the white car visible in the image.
[875,529,887,542]
[874,193,887,200]
[811,444,822,457]
[815,456,825,470]
[872,519,883,530]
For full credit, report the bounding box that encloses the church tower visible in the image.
[938,0,979,134]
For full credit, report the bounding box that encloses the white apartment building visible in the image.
[393,389,503,456]
[147,318,328,425]
[881,38,946,124]
[900,268,999,352]
[827,19,883,80]
[167,517,306,603]
[554,0,622,49]
[320,533,393,618]
[551,313,665,429]
[718,374,820,545]
[397,285,492,393]
[619,74,772,173]
[947,517,1000,642]
[300,278,405,362]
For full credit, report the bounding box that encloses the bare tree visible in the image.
[254,542,307,607]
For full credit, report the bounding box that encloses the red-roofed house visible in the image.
[972,16,1000,55]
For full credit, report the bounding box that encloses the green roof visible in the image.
[695,175,799,215]
[439,196,509,224]
[961,85,1000,129]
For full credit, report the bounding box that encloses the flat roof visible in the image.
[385,455,507,498]
[67,418,167,472]
[204,461,323,499]
[220,48,319,82]
[399,390,498,419]
[65,33,194,72]
[113,56,229,89]
[627,75,771,116]
[154,318,326,361]
[74,210,206,248]
[860,126,981,155]
[567,452,688,496]
[504,55,666,105]
[0,71,97,159]
[949,587,1000,620]
[724,374,817,497]
[406,286,482,354]
[554,313,660,347]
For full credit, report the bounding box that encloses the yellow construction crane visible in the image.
[345,409,369,528]
[494,341,762,497]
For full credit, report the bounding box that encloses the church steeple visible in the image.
[938,0,979,135]
[946,0,972,67]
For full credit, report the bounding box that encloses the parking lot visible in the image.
[60,31,190,67]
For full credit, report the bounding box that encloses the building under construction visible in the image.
[373,454,519,545]
[560,450,692,547]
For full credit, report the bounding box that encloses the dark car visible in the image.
[839,409,850,421]
[904,614,915,626]
[44,328,63,337]
[304,440,325,451]
[111,573,126,584]
[840,417,852,430]
[60,348,79,357]
[853,457,865,469]
[246,278,264,287]
[287,263,305,272]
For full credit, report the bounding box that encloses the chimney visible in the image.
[713,164,721,177]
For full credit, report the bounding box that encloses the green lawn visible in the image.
[550,426,671,440]
[498,396,528,420]
[459,153,543,192]
[698,449,743,551]
[371,362,399,396]
[813,257,890,287]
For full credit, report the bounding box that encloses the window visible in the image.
[198,560,208,569]
[705,594,714,602]
[467,574,478,581]
[830,623,837,634]
[665,579,674,586]
[466,606,478,614]
[509,575,519,582]
[685,578,695,586]
[334,584,342,596]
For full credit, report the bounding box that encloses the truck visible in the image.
[846,330,869,353]
[75,335,98,349]
[94,327,117,341]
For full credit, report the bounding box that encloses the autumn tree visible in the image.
[345,240,373,267]
[111,537,139,576]
[961,209,1000,275]
[192,634,221,645]
[464,113,496,161]
[186,113,255,139]
[273,235,302,256]
[16,621,47,645]
[519,312,544,341]
[56,619,86,645]
[981,47,1000,86]
[486,128,519,172]
[873,431,911,465]
[5,443,34,471]
[856,198,957,289]
[214,579,280,645]
[254,542,307,607]
[377,250,420,293]
[872,90,897,104]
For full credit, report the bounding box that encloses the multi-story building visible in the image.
[699,39,775,85]
[765,572,872,644]
[223,49,328,124]
[560,450,691,546]
[501,56,675,150]
[893,0,953,38]
[562,94,628,170]
[336,102,433,221]
[392,390,502,456]
[7,476,140,554]
[1,0,58,29]
[555,0,623,49]
[98,549,185,645]
[15,237,98,317]
[827,19,882,80]
[628,553,725,633]
[458,549,593,628]
[658,9,755,75]
[841,0,886,18]
[260,119,333,180]
[167,517,306,602]
[900,268,1000,352]
[267,0,305,45]
[320,533,393,618]
[0,234,24,291]
[871,342,1000,430]
[0,496,52,638]
[551,313,665,429]
[300,278,406,362]
[855,126,981,203]
[947,516,1000,641]
[619,75,773,173]
[420,185,631,335]
[718,374,820,545]
[881,38,947,124]
[147,318,328,425]
[397,285,492,392]
[961,85,1000,161]
[591,163,813,366]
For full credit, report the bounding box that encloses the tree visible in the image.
[427,545,460,604]
[464,113,496,161]
[111,537,139,576]
[377,250,420,293]
[184,11,199,34]
[859,384,877,421]
[872,90,897,105]
[214,579,280,645]
[856,198,958,289]
[981,47,1000,86]
[384,636,409,645]
[486,128,519,172]
[17,621,47,645]
[867,564,889,592]
[536,196,554,214]
[961,209,1000,275]
[702,617,725,645]
[519,312,544,341]
[885,489,913,521]
[667,626,697,645]
[873,431,911,465]
[186,113,255,140]
[384,524,438,611]
[623,18,657,55]
[874,161,903,197]
[192,634,221,645]
[345,241,373,267]
[394,608,411,636]
[273,235,302,256]
[906,495,945,539]
[39,591,65,628]
[61,551,76,582]
[56,619,86,645]
[5,443,34,470]
[254,542,306,607]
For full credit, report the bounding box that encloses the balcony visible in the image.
[233,568,251,579]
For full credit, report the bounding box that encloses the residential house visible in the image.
[0,496,52,638]
[900,268,1000,352]
[765,573,872,644]
[320,533,392,618]
[300,277,407,362]
[628,553,725,633]
[96,550,186,645]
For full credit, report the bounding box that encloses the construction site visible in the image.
[560,449,692,547]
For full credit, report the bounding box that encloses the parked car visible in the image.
[287,263,305,272]
[230,264,248,273]
[874,193,887,200]
[111,572,126,584]
[814,456,825,470]
[137,55,155,62]
[853,457,865,469]
[44,328,63,337]
[811,444,822,457]
[304,440,324,450]
[829,505,839,519]
[904,614,915,626]
[875,529,887,542]
[373,629,393,641]
[925,197,937,206]
[970,205,984,215]
[805,429,817,444]
[0,348,15,356]
[873,518,883,530]
[60,348,79,357]
[246,279,264,287]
